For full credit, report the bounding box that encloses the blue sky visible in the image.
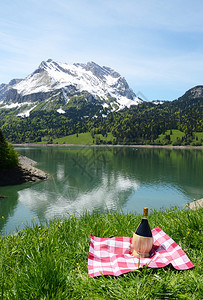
[0,0,203,100]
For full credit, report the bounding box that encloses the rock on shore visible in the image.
[187,198,203,210]
[0,155,48,186]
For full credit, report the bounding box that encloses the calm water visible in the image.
[0,146,203,235]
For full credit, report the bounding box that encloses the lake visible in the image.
[0,146,202,235]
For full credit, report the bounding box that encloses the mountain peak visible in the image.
[10,59,140,105]
[184,85,203,99]
[38,59,55,71]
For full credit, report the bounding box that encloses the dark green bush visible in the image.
[0,129,18,168]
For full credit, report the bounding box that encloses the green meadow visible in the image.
[0,207,202,299]
[155,130,203,146]
[53,132,114,145]
[45,130,203,146]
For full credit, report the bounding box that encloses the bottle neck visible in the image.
[143,207,148,217]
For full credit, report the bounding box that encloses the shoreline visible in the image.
[13,143,203,149]
[0,155,48,187]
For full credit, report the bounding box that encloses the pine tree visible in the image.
[0,129,18,168]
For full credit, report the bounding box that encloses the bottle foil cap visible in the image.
[143,207,148,216]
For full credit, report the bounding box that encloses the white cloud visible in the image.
[18,174,140,219]
[0,0,202,99]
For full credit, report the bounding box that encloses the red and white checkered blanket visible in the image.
[88,226,194,278]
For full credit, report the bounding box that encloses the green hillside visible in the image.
[155,130,203,146]
[47,130,202,146]
[52,132,114,145]
[0,87,202,146]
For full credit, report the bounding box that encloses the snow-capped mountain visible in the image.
[0,60,142,117]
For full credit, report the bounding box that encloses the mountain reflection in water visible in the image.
[0,146,202,235]
[18,173,140,221]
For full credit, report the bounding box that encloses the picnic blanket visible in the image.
[88,226,194,278]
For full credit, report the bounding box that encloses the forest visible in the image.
[0,94,202,146]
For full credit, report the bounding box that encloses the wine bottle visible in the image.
[132,207,153,258]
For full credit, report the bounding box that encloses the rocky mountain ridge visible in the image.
[0,60,142,117]
[178,85,203,100]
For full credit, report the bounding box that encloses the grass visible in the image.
[53,132,114,145]
[155,130,184,145]
[156,130,203,145]
[195,132,203,141]
[41,130,203,146]
[0,207,202,299]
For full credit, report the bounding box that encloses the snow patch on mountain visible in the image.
[1,102,22,109]
[0,100,36,117]
[17,105,37,117]
[152,100,164,105]
[57,107,66,114]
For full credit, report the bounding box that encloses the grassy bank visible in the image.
[53,132,114,145]
[47,130,203,146]
[0,208,202,299]
[13,130,203,147]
